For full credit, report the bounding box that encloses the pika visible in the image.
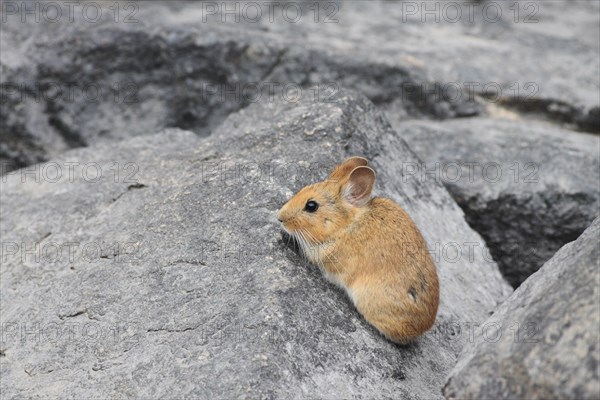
[277,157,439,343]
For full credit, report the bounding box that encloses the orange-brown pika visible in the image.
[277,157,439,344]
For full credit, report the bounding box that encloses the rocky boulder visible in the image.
[0,2,478,173]
[3,0,598,173]
[444,217,600,400]
[388,117,600,287]
[0,92,511,398]
[0,15,289,170]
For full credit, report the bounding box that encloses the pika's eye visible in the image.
[304,200,319,213]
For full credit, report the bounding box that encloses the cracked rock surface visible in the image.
[389,117,600,287]
[2,1,598,172]
[0,92,511,399]
[444,217,600,400]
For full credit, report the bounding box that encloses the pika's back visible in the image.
[354,197,439,339]
[365,197,430,255]
[338,196,436,277]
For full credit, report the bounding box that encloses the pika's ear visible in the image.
[329,156,368,182]
[342,166,375,207]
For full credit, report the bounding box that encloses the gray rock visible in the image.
[388,117,600,287]
[177,0,600,127]
[444,217,600,400]
[0,91,511,399]
[3,0,598,173]
[0,15,287,170]
[0,2,478,173]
